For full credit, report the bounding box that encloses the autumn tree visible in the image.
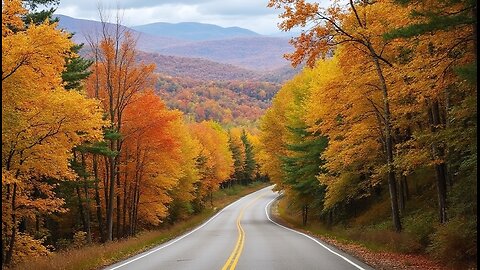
[259,64,321,207]
[119,91,185,234]
[167,122,202,223]
[268,0,420,232]
[303,55,392,222]
[2,0,104,264]
[85,12,156,241]
[383,0,477,224]
[189,121,234,207]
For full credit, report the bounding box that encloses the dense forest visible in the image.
[259,0,476,268]
[155,75,279,126]
[1,0,477,269]
[2,0,266,266]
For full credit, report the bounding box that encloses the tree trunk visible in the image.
[116,172,121,239]
[402,174,409,200]
[122,179,128,238]
[81,153,92,244]
[93,154,105,242]
[327,209,333,228]
[302,205,308,226]
[76,186,88,234]
[133,184,141,235]
[106,152,116,241]
[104,156,109,214]
[398,175,405,214]
[5,183,18,265]
[370,50,402,232]
[428,100,448,223]
[129,192,134,236]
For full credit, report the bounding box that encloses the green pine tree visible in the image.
[241,130,256,185]
[228,133,243,187]
[62,43,94,91]
[281,126,328,225]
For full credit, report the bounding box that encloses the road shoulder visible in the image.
[268,196,448,270]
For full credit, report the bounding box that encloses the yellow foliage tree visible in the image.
[2,0,104,264]
[268,0,415,231]
[189,121,234,206]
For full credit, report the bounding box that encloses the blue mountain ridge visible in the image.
[131,22,260,41]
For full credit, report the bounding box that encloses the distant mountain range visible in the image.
[136,50,300,83]
[131,22,260,41]
[54,14,294,72]
[54,15,187,49]
[53,14,303,124]
[136,51,261,81]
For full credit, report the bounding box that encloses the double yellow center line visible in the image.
[221,194,265,270]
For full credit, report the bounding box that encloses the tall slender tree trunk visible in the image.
[327,209,333,228]
[5,183,18,265]
[116,171,121,239]
[74,149,88,236]
[302,205,308,226]
[76,186,88,233]
[81,153,92,244]
[106,151,116,241]
[129,186,136,236]
[93,154,105,242]
[370,49,402,232]
[104,156,110,214]
[133,184,141,235]
[398,175,405,214]
[91,48,105,242]
[428,100,448,223]
[122,177,128,238]
[402,174,409,200]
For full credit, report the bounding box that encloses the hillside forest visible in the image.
[1,0,477,269]
[259,0,476,268]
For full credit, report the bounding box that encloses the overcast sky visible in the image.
[54,0,291,35]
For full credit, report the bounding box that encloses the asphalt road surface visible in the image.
[105,185,374,270]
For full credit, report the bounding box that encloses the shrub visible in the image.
[428,217,477,268]
[403,210,436,248]
[72,231,87,248]
[11,233,50,265]
[56,238,72,251]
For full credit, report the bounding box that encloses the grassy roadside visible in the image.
[271,196,451,270]
[11,182,270,270]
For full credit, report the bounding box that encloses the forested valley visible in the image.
[2,0,476,269]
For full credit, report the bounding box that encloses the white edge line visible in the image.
[107,185,274,270]
[264,195,367,270]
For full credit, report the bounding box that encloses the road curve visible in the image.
[105,186,374,270]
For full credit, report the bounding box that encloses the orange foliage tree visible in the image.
[85,18,156,241]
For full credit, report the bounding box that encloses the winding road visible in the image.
[105,186,374,270]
